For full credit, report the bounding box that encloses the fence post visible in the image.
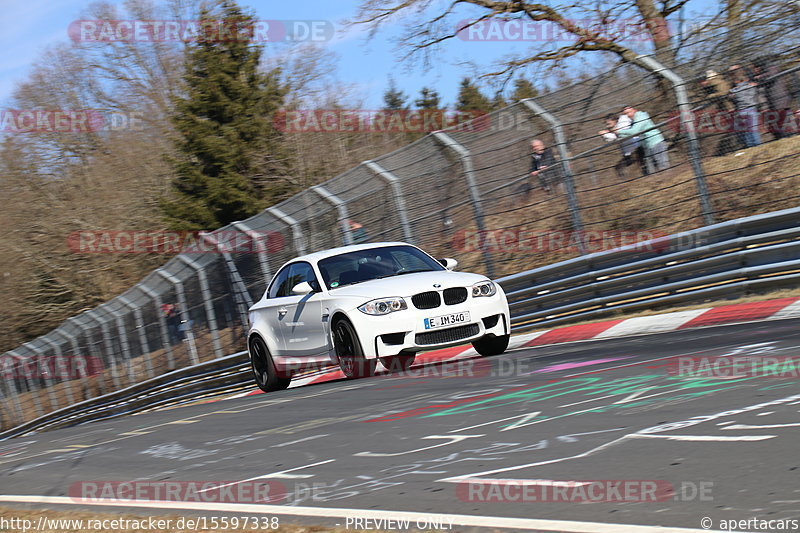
[200,232,253,330]
[635,55,715,226]
[311,185,354,245]
[138,284,175,372]
[520,98,586,254]
[70,314,109,395]
[1,353,26,424]
[156,268,200,365]
[176,255,224,359]
[8,350,43,413]
[267,207,307,256]
[97,304,135,386]
[22,342,60,412]
[40,337,75,405]
[432,131,495,278]
[231,221,273,290]
[118,295,155,379]
[55,328,92,400]
[363,160,415,244]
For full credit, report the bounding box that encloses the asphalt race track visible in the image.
[2,319,800,532]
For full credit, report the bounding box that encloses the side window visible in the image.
[287,262,320,292]
[268,266,292,299]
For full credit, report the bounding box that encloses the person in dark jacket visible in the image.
[529,139,561,194]
[751,57,795,139]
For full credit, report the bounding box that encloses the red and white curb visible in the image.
[225,296,800,400]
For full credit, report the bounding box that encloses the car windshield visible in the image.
[318,245,445,289]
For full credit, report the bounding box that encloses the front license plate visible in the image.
[424,311,471,330]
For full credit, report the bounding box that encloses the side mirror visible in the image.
[439,257,458,270]
[291,281,314,295]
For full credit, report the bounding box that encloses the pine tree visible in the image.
[415,87,441,109]
[161,1,286,231]
[510,77,539,101]
[382,78,408,111]
[455,78,492,113]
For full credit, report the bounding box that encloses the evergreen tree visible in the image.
[510,77,539,101]
[414,87,441,109]
[382,77,408,110]
[161,1,285,231]
[455,78,491,113]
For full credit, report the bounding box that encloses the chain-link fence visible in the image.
[2,15,799,431]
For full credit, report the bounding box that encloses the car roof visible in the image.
[291,242,419,264]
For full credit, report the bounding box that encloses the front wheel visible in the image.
[333,319,376,379]
[249,336,292,392]
[472,334,510,357]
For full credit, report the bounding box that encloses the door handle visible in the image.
[278,307,288,317]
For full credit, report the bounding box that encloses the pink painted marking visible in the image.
[530,356,633,374]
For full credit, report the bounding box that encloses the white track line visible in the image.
[0,495,721,532]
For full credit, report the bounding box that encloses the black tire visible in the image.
[333,319,376,379]
[249,336,292,392]
[379,354,416,372]
[472,334,510,357]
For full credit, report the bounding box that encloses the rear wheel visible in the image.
[334,319,376,379]
[379,354,416,372]
[472,334,510,357]
[249,336,292,392]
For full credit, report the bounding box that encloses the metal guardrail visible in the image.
[2,206,799,440]
[499,206,800,329]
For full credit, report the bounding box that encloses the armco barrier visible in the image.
[2,206,798,440]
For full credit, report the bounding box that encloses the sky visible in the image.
[0,0,713,110]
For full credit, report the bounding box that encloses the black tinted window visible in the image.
[268,266,292,299]
[287,262,319,292]
[318,245,444,289]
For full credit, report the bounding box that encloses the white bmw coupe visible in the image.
[247,242,510,392]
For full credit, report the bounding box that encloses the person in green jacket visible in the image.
[615,106,670,172]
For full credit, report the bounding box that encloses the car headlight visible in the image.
[471,280,497,297]
[358,297,408,315]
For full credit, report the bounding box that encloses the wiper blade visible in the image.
[396,269,434,275]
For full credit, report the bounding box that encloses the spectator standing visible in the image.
[599,114,647,178]
[529,139,561,194]
[728,67,761,148]
[615,106,670,172]
[751,57,794,139]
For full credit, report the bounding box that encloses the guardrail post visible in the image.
[432,132,496,277]
[118,296,155,379]
[311,185,354,245]
[267,207,307,256]
[176,256,224,359]
[363,160,415,244]
[22,342,60,412]
[139,284,175,371]
[520,99,586,254]
[156,269,200,365]
[634,55,715,226]
[231,221,273,290]
[200,232,253,329]
[40,337,75,405]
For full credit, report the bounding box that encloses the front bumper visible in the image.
[346,293,510,359]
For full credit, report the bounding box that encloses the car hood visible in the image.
[327,270,489,299]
